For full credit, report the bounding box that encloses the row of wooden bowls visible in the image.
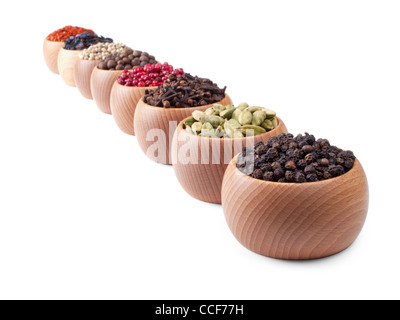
[43,38,369,260]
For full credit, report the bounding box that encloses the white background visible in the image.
[0,0,399,300]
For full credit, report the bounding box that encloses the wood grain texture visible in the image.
[74,58,99,99]
[57,48,82,87]
[43,39,64,74]
[110,84,156,135]
[91,68,123,115]
[221,157,369,260]
[134,94,233,165]
[171,117,288,204]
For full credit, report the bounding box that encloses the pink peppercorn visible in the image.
[117,62,184,87]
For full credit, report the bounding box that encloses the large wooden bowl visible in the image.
[91,68,123,114]
[171,117,287,204]
[74,58,100,99]
[43,39,64,74]
[134,94,233,165]
[221,156,369,260]
[58,48,83,87]
[110,84,157,135]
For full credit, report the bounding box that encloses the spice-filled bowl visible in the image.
[59,32,113,87]
[91,48,157,115]
[110,63,184,135]
[44,26,95,75]
[134,73,232,165]
[171,103,287,204]
[74,58,99,98]
[221,133,369,260]
[58,48,83,87]
[74,43,129,100]
[43,39,64,74]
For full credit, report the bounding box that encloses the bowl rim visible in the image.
[229,154,361,186]
[94,66,128,72]
[76,57,102,62]
[114,82,158,89]
[59,47,84,52]
[137,94,231,112]
[44,39,65,44]
[175,115,284,141]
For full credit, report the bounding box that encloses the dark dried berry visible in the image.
[285,161,296,171]
[302,145,313,154]
[306,173,319,182]
[304,153,315,165]
[320,158,329,167]
[255,144,268,156]
[236,133,355,183]
[344,159,354,171]
[294,171,306,183]
[266,148,279,160]
[297,159,307,170]
[252,169,264,180]
[274,168,285,179]
[271,161,281,170]
[263,171,275,181]
[285,170,295,182]
[304,164,316,175]
[328,165,345,177]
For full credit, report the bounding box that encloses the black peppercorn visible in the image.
[263,171,275,181]
[236,133,356,183]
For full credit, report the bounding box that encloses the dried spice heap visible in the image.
[117,62,184,87]
[143,73,226,108]
[184,103,278,138]
[79,43,128,60]
[46,26,94,42]
[237,133,356,183]
[64,32,112,50]
[97,48,156,71]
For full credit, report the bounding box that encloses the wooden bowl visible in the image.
[110,84,156,135]
[134,94,233,165]
[74,58,100,99]
[43,39,64,74]
[221,156,369,260]
[91,68,123,114]
[58,48,83,87]
[171,117,288,204]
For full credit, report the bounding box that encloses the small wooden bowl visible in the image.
[58,48,83,87]
[110,84,157,135]
[221,156,369,260]
[91,68,123,114]
[171,117,288,204]
[43,39,64,74]
[134,94,233,165]
[74,58,100,99]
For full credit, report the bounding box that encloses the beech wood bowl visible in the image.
[171,117,288,204]
[74,58,100,99]
[58,48,83,87]
[43,39,64,74]
[134,94,233,165]
[91,68,123,114]
[221,156,369,260]
[110,84,157,135]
